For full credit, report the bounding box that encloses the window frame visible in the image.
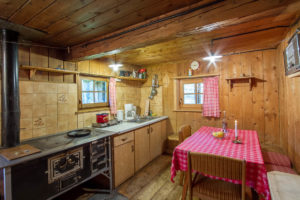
[179,78,203,109]
[78,76,109,109]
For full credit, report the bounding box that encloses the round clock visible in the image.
[190,61,199,70]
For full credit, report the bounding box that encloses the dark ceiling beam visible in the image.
[67,0,300,61]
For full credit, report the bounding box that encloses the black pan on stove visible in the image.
[67,129,91,137]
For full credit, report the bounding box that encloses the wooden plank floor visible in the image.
[117,155,183,200]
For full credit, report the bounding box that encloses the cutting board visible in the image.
[0,144,41,161]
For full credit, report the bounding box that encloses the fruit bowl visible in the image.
[212,131,224,139]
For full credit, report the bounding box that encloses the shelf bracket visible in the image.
[29,69,36,80]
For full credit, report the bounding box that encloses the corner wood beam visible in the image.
[67,0,298,61]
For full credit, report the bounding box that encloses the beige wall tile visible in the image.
[46,94,57,104]
[57,84,69,93]
[46,115,57,128]
[33,82,48,93]
[20,118,32,129]
[20,94,33,106]
[58,93,68,104]
[33,128,46,138]
[47,127,57,135]
[68,84,77,94]
[33,105,46,117]
[45,83,57,93]
[19,81,33,94]
[33,117,46,129]
[33,94,47,105]
[58,104,69,115]
[77,121,84,128]
[57,114,69,132]
[21,105,33,119]
[78,113,83,123]
[20,128,32,141]
[68,114,78,130]
[46,104,57,116]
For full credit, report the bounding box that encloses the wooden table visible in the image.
[267,171,300,200]
[170,126,270,200]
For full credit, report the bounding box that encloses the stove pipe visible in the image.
[1,29,20,147]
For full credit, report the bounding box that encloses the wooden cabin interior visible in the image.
[0,0,300,200]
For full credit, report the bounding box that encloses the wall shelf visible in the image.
[20,65,79,81]
[116,76,147,82]
[225,76,264,91]
[172,73,219,79]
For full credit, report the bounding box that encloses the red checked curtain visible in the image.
[109,78,117,114]
[202,76,220,117]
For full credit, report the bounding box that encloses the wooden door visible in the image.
[135,126,150,172]
[114,132,134,187]
[150,122,162,160]
[161,120,167,153]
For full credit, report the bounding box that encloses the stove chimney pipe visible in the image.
[1,29,20,147]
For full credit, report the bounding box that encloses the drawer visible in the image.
[114,131,134,147]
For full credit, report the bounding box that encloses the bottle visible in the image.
[222,111,228,133]
[188,69,192,76]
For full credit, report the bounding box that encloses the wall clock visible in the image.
[190,61,199,70]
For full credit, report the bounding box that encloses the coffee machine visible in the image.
[124,104,136,120]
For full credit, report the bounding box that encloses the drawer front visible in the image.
[114,131,134,147]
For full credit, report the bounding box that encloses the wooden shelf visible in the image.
[116,76,147,82]
[172,73,219,79]
[288,71,300,78]
[20,65,79,81]
[225,76,264,91]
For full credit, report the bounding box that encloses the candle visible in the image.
[235,120,238,138]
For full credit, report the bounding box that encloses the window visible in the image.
[78,76,109,109]
[179,79,204,109]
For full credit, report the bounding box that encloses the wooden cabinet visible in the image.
[149,122,162,160]
[134,126,150,172]
[161,120,167,153]
[114,132,134,187]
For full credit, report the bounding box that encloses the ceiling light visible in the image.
[202,55,222,62]
[109,54,123,71]
[109,63,123,71]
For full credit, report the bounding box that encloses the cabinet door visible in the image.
[150,122,162,160]
[135,126,150,172]
[161,120,167,153]
[114,141,134,187]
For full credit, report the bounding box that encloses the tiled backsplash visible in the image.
[19,81,78,140]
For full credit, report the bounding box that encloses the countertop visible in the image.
[0,116,168,169]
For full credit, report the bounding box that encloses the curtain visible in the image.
[109,78,117,115]
[202,76,220,118]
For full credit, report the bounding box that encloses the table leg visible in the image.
[181,171,188,200]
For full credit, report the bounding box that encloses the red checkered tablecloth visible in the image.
[171,126,270,200]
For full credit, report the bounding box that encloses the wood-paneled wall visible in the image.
[277,19,300,172]
[141,49,280,147]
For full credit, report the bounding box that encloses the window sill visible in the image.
[76,107,110,114]
[173,109,202,113]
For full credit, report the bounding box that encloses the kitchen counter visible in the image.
[0,116,168,169]
[99,116,168,134]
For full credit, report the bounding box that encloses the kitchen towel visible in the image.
[202,76,220,117]
[109,78,117,114]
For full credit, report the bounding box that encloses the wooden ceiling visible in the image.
[1,0,300,65]
[0,0,200,46]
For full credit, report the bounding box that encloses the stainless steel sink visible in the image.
[128,116,159,123]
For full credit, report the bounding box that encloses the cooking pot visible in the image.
[96,113,109,123]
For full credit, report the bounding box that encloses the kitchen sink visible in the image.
[128,116,159,123]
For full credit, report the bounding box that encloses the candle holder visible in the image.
[232,136,242,144]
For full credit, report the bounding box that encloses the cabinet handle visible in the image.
[151,127,153,132]
[147,128,150,134]
[131,145,134,152]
